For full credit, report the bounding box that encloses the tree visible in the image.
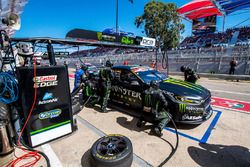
[135,0,184,50]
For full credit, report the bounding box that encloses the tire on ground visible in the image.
[90,135,133,167]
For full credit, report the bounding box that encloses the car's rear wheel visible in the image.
[90,135,133,167]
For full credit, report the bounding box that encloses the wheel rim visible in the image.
[96,136,127,157]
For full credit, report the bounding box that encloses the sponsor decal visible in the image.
[140,37,156,47]
[182,114,202,120]
[186,106,204,114]
[211,97,250,113]
[97,32,116,42]
[33,75,58,88]
[121,36,134,45]
[39,109,62,120]
[225,102,244,109]
[163,90,174,97]
[112,86,141,101]
[179,104,186,113]
[38,92,58,105]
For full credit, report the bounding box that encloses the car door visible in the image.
[118,69,143,108]
[110,69,124,104]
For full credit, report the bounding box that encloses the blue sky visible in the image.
[14,0,250,39]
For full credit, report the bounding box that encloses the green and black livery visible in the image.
[110,65,213,124]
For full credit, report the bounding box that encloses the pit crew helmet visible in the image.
[180,66,187,72]
[150,80,159,89]
[105,60,112,67]
[81,64,88,71]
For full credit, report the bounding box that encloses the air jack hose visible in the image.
[157,112,179,167]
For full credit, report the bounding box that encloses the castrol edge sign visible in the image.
[140,37,156,47]
[33,75,58,88]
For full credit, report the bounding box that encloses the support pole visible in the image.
[47,41,56,66]
[116,0,119,34]
[222,16,225,32]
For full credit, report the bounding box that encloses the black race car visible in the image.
[110,65,213,124]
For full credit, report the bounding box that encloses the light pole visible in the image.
[116,0,134,34]
[116,0,119,34]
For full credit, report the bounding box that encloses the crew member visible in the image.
[151,60,156,69]
[140,80,171,137]
[72,64,84,93]
[81,64,89,84]
[99,60,114,112]
[84,73,99,107]
[229,57,237,75]
[180,66,199,84]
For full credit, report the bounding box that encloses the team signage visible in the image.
[33,75,58,88]
[39,109,62,120]
[38,92,58,105]
[140,37,156,47]
[66,28,156,47]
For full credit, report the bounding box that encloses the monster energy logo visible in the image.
[97,32,116,41]
[97,32,102,41]
[144,94,151,107]
[179,104,186,113]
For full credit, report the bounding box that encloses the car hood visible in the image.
[160,78,210,99]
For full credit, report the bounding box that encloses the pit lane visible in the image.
[2,72,249,167]
[46,74,250,166]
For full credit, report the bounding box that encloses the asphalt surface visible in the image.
[1,71,249,167]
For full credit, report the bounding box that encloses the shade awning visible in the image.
[179,0,250,20]
[214,0,250,14]
[178,0,222,19]
[185,7,223,20]
[178,0,214,14]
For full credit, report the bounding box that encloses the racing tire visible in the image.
[90,135,133,167]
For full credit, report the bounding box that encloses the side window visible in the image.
[120,70,139,83]
[113,69,121,80]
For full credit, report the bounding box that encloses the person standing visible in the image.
[98,60,114,112]
[229,57,237,75]
[72,64,84,93]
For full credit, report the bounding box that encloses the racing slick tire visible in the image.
[90,135,133,167]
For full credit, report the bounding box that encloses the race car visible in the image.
[110,65,213,124]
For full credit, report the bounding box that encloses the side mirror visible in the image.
[131,80,140,86]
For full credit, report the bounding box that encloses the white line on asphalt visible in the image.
[41,144,63,167]
[210,89,250,96]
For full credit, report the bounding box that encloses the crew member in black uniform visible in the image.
[84,72,99,107]
[138,80,171,137]
[180,66,199,84]
[99,60,114,112]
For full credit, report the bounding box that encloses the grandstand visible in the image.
[65,0,250,75]
[180,27,250,49]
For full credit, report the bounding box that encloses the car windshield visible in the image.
[136,70,168,84]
